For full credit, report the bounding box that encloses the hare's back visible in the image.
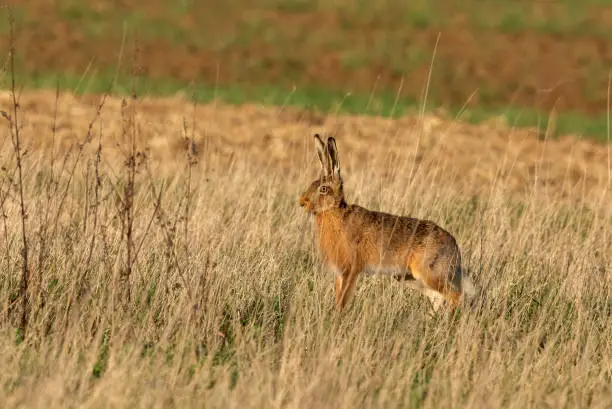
[344,205,455,249]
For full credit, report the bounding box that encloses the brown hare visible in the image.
[299,134,475,312]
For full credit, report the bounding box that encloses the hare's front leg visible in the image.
[334,275,343,306]
[335,266,361,310]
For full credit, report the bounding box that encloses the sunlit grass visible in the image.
[0,87,610,408]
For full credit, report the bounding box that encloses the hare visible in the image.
[299,134,475,312]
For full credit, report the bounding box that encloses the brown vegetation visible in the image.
[2,89,609,203]
[0,87,610,407]
[5,0,612,115]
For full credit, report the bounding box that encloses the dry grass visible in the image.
[0,88,611,408]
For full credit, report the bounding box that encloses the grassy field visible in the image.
[6,69,612,143]
[1,1,612,408]
[0,85,610,407]
[2,1,612,141]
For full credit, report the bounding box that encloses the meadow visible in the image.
[3,0,612,140]
[1,1,612,408]
[0,86,610,408]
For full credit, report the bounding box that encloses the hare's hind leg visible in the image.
[428,272,462,309]
[423,287,447,312]
[418,273,461,309]
[400,276,447,312]
[410,258,462,310]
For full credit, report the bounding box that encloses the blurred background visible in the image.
[1,0,611,140]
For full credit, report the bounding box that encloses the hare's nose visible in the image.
[299,196,308,207]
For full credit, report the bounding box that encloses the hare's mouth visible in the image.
[298,195,308,207]
[298,197,316,214]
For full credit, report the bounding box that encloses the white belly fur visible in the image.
[328,264,445,309]
[363,265,411,277]
[329,264,414,279]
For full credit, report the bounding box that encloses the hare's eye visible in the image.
[319,186,329,194]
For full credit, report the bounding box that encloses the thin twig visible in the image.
[6,10,30,340]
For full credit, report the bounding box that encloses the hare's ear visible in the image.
[327,136,341,180]
[314,133,332,176]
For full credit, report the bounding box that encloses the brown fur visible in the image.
[299,134,473,312]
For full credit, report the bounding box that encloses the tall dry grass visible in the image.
[0,82,610,409]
